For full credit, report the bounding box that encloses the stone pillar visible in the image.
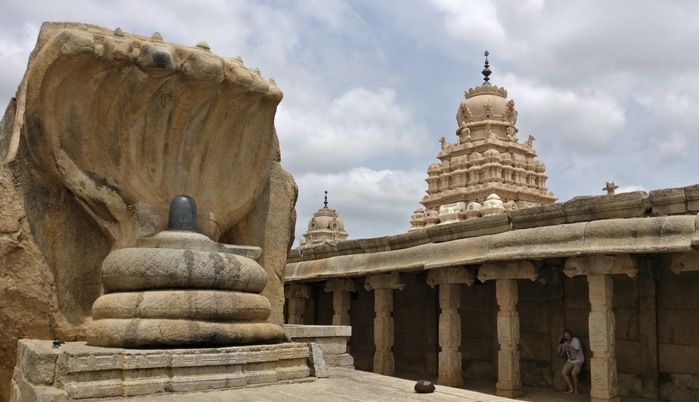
[324,278,357,326]
[588,274,619,402]
[495,278,522,398]
[285,283,311,325]
[479,261,538,398]
[364,272,405,376]
[426,267,475,387]
[565,255,637,402]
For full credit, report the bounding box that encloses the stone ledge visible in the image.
[11,340,321,401]
[284,324,352,338]
[286,215,697,282]
[563,191,649,223]
[289,185,699,265]
[284,325,354,368]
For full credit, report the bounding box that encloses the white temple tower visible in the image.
[299,191,349,247]
[410,52,556,231]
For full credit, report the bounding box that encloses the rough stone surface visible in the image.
[0,22,297,400]
[91,290,272,321]
[308,342,329,378]
[87,319,288,348]
[11,340,315,402]
[284,325,354,368]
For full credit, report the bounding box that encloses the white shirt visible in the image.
[566,337,584,363]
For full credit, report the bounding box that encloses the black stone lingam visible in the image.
[168,195,197,231]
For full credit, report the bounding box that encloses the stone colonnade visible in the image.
[285,251,699,402]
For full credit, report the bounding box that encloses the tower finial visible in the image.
[324,191,328,208]
[482,50,492,83]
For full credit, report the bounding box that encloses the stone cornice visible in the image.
[287,186,699,282]
[286,214,697,282]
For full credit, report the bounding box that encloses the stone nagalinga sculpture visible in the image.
[0,22,298,398]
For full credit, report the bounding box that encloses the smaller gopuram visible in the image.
[410,52,556,231]
[299,191,348,248]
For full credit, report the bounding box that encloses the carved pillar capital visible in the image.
[478,260,539,282]
[427,267,475,288]
[564,254,638,278]
[668,251,699,274]
[324,278,357,293]
[285,283,311,325]
[324,278,356,326]
[284,283,311,299]
[364,272,406,291]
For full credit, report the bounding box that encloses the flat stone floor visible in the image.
[111,368,663,402]
[123,367,513,401]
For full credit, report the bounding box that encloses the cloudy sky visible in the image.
[1,0,698,243]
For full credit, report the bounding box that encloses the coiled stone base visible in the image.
[87,319,288,348]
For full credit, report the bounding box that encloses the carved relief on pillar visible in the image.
[364,273,405,376]
[284,283,311,325]
[494,278,523,398]
[324,278,357,326]
[477,261,536,399]
[426,267,475,387]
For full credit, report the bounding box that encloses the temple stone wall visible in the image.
[393,273,438,378]
[657,270,699,402]
[613,275,643,397]
[349,286,375,372]
[519,279,560,389]
[461,281,497,381]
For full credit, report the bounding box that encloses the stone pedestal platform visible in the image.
[284,325,354,368]
[11,340,326,401]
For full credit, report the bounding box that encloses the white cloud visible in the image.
[293,168,426,242]
[500,74,626,155]
[2,0,699,243]
[277,87,431,174]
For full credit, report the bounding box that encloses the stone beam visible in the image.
[564,254,638,278]
[324,278,358,326]
[477,260,539,282]
[426,267,474,387]
[364,273,405,376]
[285,283,311,325]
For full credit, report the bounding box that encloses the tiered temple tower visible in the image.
[410,52,556,231]
[299,191,349,247]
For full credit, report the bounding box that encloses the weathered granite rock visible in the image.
[0,22,297,400]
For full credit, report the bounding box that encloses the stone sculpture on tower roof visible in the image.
[410,51,556,231]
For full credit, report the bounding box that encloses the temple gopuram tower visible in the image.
[299,191,349,248]
[410,52,556,231]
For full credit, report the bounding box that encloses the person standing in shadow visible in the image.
[559,329,584,394]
